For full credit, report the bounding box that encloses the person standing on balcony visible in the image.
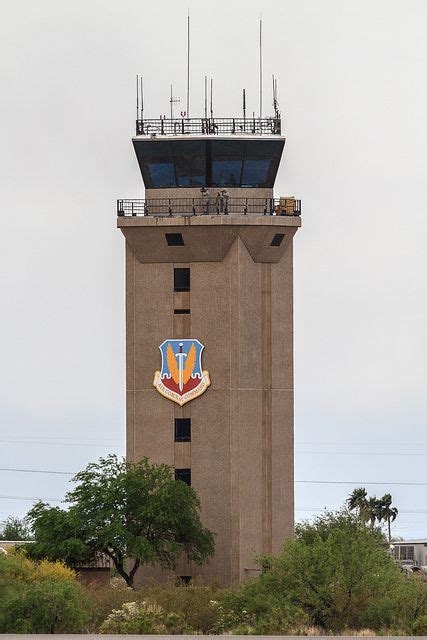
[221,189,230,214]
[201,187,210,214]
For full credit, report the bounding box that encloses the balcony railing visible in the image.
[135,116,281,137]
[117,197,301,217]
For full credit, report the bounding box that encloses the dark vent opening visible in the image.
[174,268,190,292]
[174,308,191,315]
[271,233,285,247]
[175,418,191,442]
[166,233,184,246]
[175,468,191,485]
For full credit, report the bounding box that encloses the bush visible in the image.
[99,600,195,634]
[143,579,220,633]
[87,579,220,633]
[215,511,427,634]
[413,614,427,636]
[0,552,88,633]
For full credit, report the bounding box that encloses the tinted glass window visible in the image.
[242,140,284,188]
[173,141,206,187]
[133,140,176,188]
[242,158,271,186]
[211,140,244,186]
[175,468,191,485]
[175,418,191,442]
[149,162,175,187]
[174,268,190,292]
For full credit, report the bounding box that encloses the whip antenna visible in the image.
[204,75,208,119]
[136,74,139,120]
[259,14,263,119]
[186,10,190,117]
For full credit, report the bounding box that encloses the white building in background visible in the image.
[392,539,427,567]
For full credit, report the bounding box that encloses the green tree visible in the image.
[346,487,368,521]
[347,487,382,528]
[226,510,426,632]
[25,455,214,588]
[0,516,32,541]
[377,493,398,543]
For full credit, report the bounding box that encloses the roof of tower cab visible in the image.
[134,115,283,137]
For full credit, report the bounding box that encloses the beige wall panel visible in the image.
[133,262,173,390]
[271,241,294,390]
[237,242,262,390]
[173,291,190,309]
[191,259,232,390]
[174,443,191,468]
[173,313,191,338]
[237,390,264,575]
[271,389,294,552]
[191,389,232,585]
[134,391,175,465]
[125,244,135,390]
[126,390,135,461]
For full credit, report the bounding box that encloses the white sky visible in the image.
[0,0,426,540]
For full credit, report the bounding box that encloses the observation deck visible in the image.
[117,196,301,217]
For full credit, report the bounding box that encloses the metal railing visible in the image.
[117,197,301,217]
[135,116,281,137]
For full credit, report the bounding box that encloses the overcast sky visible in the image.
[1,0,426,540]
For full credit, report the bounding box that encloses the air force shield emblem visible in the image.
[153,339,211,406]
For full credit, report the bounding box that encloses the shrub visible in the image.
[99,600,195,634]
[413,614,427,636]
[214,511,427,634]
[143,579,220,633]
[0,552,88,633]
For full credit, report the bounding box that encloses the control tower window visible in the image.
[241,140,283,188]
[174,268,190,292]
[211,140,243,186]
[174,140,206,187]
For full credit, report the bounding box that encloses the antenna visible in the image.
[170,84,180,120]
[204,75,208,119]
[210,78,213,119]
[186,10,190,118]
[140,76,144,120]
[243,88,246,120]
[136,74,139,120]
[259,14,263,119]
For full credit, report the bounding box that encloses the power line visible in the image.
[296,480,427,486]
[0,468,73,476]
[0,495,62,502]
[296,451,427,457]
[1,468,427,486]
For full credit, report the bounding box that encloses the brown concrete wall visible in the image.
[123,217,296,586]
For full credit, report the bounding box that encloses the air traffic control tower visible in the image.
[117,105,301,585]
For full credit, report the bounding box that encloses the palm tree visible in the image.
[378,493,398,543]
[347,487,369,521]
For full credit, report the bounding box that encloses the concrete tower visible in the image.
[118,110,301,585]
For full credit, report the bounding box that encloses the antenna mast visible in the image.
[243,88,246,120]
[136,74,139,120]
[204,75,208,119]
[140,76,144,120]
[170,85,180,120]
[210,78,213,119]
[186,11,190,117]
[259,15,263,119]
